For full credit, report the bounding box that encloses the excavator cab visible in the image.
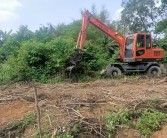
[124,33,164,62]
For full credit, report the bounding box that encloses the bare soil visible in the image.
[0,100,34,128]
[0,76,167,137]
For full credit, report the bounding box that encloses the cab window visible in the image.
[136,34,144,48]
[125,36,134,50]
[146,35,151,49]
[125,36,134,58]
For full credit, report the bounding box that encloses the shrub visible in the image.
[0,37,75,83]
[136,109,167,137]
[106,108,167,138]
[106,109,131,138]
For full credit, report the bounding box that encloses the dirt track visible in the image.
[0,77,167,137]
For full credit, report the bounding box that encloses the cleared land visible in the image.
[0,76,167,137]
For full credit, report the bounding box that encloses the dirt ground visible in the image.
[0,76,167,137]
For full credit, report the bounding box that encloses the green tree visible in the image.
[0,30,19,62]
[155,0,167,33]
[0,29,12,43]
[121,0,161,33]
[14,25,34,42]
[35,23,67,43]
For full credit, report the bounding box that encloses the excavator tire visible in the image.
[147,66,162,76]
[106,66,122,77]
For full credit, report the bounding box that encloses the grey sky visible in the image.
[0,0,122,32]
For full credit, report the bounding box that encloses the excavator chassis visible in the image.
[106,62,166,76]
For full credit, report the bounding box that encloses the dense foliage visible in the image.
[0,1,167,83]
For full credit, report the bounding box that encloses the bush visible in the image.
[0,37,75,83]
[106,109,131,138]
[106,108,167,138]
[136,109,167,137]
[78,41,112,72]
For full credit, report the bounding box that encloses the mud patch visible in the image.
[152,125,167,138]
[0,100,34,129]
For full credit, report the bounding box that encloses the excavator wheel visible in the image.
[147,66,162,76]
[106,66,122,77]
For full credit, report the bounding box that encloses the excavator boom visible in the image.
[71,10,125,65]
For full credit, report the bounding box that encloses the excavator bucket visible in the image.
[66,49,83,72]
[70,48,83,65]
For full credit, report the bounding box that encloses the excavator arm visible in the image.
[70,10,126,65]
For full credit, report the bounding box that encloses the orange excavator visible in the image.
[69,10,164,76]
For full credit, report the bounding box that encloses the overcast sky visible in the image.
[0,0,122,32]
